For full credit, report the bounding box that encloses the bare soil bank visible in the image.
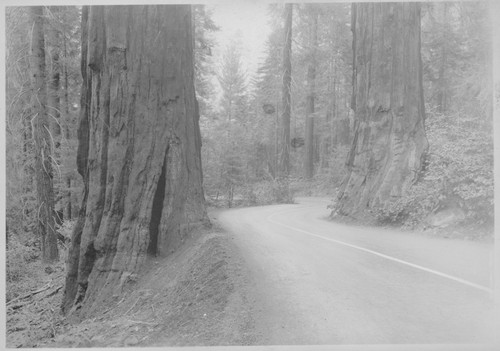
[8,222,257,348]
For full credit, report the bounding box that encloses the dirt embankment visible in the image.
[9,222,257,348]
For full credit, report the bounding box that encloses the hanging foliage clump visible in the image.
[262,103,275,114]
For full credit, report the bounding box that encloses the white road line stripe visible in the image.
[268,214,493,294]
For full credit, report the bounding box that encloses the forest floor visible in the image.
[6,201,493,347]
[7,218,258,348]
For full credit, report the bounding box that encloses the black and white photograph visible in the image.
[2,0,499,348]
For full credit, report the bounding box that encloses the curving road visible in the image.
[214,197,496,345]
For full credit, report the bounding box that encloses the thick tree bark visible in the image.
[279,3,292,177]
[304,8,318,179]
[30,6,59,262]
[334,3,428,218]
[62,5,207,315]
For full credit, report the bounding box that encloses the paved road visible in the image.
[214,197,496,345]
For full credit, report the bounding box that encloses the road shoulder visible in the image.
[37,224,257,347]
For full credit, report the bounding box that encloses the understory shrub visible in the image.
[6,238,36,283]
[243,178,294,206]
[292,146,349,197]
[6,220,73,303]
[373,109,493,229]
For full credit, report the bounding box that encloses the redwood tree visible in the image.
[304,6,318,179]
[63,5,207,315]
[30,6,59,262]
[334,3,428,218]
[278,3,292,177]
[46,6,62,152]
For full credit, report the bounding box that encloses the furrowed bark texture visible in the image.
[62,5,207,315]
[30,6,59,263]
[335,3,428,217]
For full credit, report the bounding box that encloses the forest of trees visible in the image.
[197,1,492,227]
[5,1,493,326]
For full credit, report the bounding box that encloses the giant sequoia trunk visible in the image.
[334,3,428,218]
[62,5,207,315]
[30,6,59,263]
